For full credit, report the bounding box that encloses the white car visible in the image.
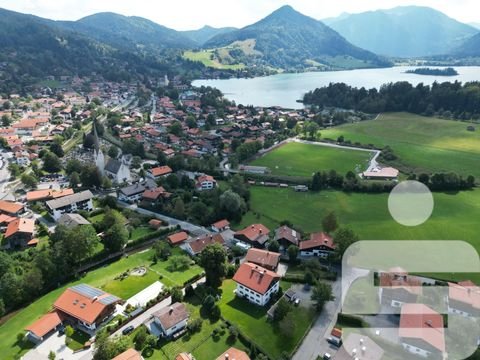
[323,353,332,360]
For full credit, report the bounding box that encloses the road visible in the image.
[117,201,210,235]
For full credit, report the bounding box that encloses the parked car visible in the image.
[122,325,134,335]
[294,298,300,306]
[323,353,332,360]
[327,336,342,347]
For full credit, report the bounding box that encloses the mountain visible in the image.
[453,32,480,56]
[182,25,237,45]
[58,12,197,51]
[469,22,480,30]
[204,5,390,71]
[325,6,478,57]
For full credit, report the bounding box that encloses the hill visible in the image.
[454,32,480,57]
[181,25,237,45]
[59,12,197,51]
[325,6,477,57]
[203,5,390,71]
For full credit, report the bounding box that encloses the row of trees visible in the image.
[303,81,480,119]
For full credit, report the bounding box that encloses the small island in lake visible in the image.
[405,67,459,76]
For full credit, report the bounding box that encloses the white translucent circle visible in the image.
[388,181,434,226]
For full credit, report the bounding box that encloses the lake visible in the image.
[193,66,480,109]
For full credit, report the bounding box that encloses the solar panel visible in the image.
[71,284,104,298]
[99,294,120,305]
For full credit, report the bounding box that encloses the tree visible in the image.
[273,298,292,321]
[1,114,11,126]
[322,211,338,234]
[168,255,191,271]
[311,282,334,312]
[170,286,183,303]
[48,351,56,360]
[0,299,5,317]
[267,240,280,253]
[69,171,80,188]
[166,174,180,189]
[64,325,74,343]
[66,159,83,175]
[108,146,119,158]
[102,176,112,189]
[168,121,183,136]
[131,156,142,169]
[21,173,37,188]
[145,334,157,349]
[279,312,296,337]
[133,326,148,350]
[305,121,320,139]
[287,245,299,263]
[202,295,216,313]
[103,222,128,253]
[42,151,62,173]
[219,190,246,222]
[49,142,64,157]
[199,243,227,288]
[333,228,359,260]
[93,330,130,360]
[153,241,171,261]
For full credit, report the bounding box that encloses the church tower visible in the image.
[93,122,105,176]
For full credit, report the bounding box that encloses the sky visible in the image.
[0,0,478,30]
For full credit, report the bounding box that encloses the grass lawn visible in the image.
[250,142,373,177]
[343,276,380,315]
[218,280,315,359]
[0,246,202,360]
[89,213,105,224]
[192,331,249,360]
[183,50,245,70]
[321,112,480,178]
[238,186,480,283]
[67,329,90,351]
[130,226,155,240]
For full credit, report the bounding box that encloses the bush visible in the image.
[336,313,366,328]
[187,318,203,333]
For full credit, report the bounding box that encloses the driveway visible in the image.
[125,281,164,308]
[22,333,92,360]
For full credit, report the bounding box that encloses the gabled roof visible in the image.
[149,165,172,177]
[188,233,225,255]
[235,224,270,244]
[399,304,445,353]
[274,225,300,245]
[448,281,480,310]
[299,232,335,251]
[142,187,167,200]
[153,302,189,331]
[26,188,74,202]
[53,284,121,325]
[57,213,91,228]
[5,218,35,238]
[104,159,122,174]
[168,231,189,245]
[380,271,423,296]
[112,348,143,360]
[46,190,93,210]
[233,263,280,295]
[212,219,230,229]
[216,347,250,360]
[0,200,24,214]
[26,311,63,338]
[245,248,280,269]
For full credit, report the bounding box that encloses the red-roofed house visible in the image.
[447,281,480,317]
[234,224,270,247]
[167,231,189,246]
[211,219,230,232]
[182,233,225,256]
[25,311,63,343]
[233,262,280,306]
[399,304,445,358]
[112,348,144,360]
[299,232,335,257]
[147,166,173,180]
[195,175,217,191]
[216,347,250,360]
[0,200,24,216]
[245,248,280,271]
[4,217,35,248]
[274,225,300,250]
[379,269,423,309]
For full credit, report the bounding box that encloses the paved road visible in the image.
[117,201,210,235]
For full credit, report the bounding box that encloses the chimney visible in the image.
[169,306,174,314]
[362,346,367,354]
[225,354,229,360]
[426,320,433,327]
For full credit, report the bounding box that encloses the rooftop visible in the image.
[153,302,189,331]
[245,248,280,269]
[299,232,335,251]
[233,262,280,295]
[46,190,93,210]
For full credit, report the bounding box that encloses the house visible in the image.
[0,200,24,216]
[53,284,121,331]
[274,225,300,250]
[104,158,131,183]
[4,218,35,248]
[182,233,225,256]
[46,190,94,220]
[175,353,193,360]
[233,263,281,306]
[26,188,74,203]
[211,219,230,232]
[167,231,189,246]
[147,165,172,180]
[142,186,170,204]
[57,213,91,228]
[362,167,399,180]
[152,302,189,337]
[379,269,423,309]
[25,311,63,343]
[195,175,217,191]
[234,224,270,247]
[335,333,384,360]
[149,219,163,230]
[112,348,144,360]
[447,281,480,317]
[299,232,335,257]
[399,303,445,358]
[245,248,280,271]
[118,180,156,203]
[216,347,251,360]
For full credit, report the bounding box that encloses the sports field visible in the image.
[321,112,480,178]
[250,142,373,177]
[238,186,480,283]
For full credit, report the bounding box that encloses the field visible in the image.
[250,142,373,177]
[238,186,480,283]
[321,112,480,178]
[0,246,202,360]
[218,280,315,359]
[183,50,245,70]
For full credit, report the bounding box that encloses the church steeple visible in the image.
[92,121,100,153]
[92,121,105,176]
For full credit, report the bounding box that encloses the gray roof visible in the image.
[119,179,156,197]
[70,284,121,305]
[57,213,91,227]
[105,159,122,174]
[46,190,94,210]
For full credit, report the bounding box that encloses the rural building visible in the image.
[233,262,280,306]
[195,175,217,191]
[182,233,225,256]
[234,224,270,247]
[216,347,251,360]
[274,225,300,250]
[379,269,423,309]
[335,333,384,360]
[148,219,163,230]
[112,348,144,360]
[299,232,335,257]
[447,280,480,317]
[25,311,63,343]
[118,180,156,203]
[238,165,269,174]
[245,248,280,271]
[399,304,445,358]
[211,219,230,232]
[4,218,36,248]
[57,213,91,228]
[147,165,173,180]
[26,188,74,203]
[46,190,94,220]
[0,200,24,216]
[152,302,189,337]
[167,231,189,246]
[362,167,399,180]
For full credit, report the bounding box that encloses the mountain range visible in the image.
[324,6,478,57]
[181,25,238,45]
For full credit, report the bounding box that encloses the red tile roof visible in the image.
[235,224,270,242]
[142,187,166,200]
[168,231,189,245]
[188,233,224,255]
[233,263,280,295]
[153,302,189,331]
[26,311,63,338]
[26,188,74,202]
[399,304,445,353]
[245,248,280,269]
[5,218,35,238]
[0,200,24,215]
[380,272,423,296]
[448,281,480,310]
[112,348,143,360]
[212,219,230,229]
[299,232,335,251]
[150,166,172,177]
[274,225,300,245]
[216,347,250,360]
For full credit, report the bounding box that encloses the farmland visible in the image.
[321,112,480,178]
[250,142,373,177]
